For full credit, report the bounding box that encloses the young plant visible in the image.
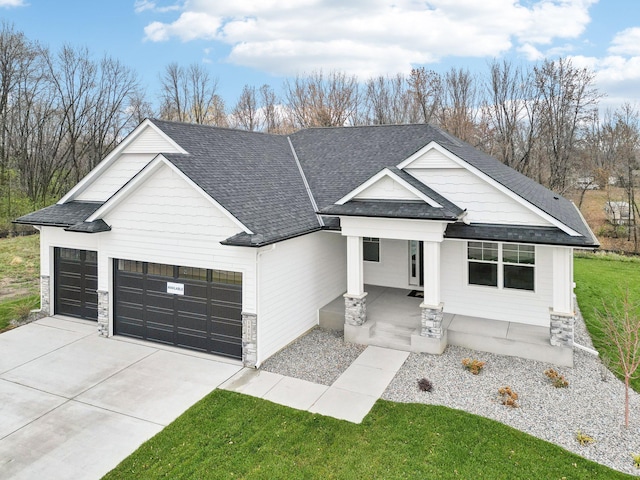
[461,358,485,375]
[498,386,519,408]
[576,430,595,446]
[544,368,569,388]
[417,377,433,392]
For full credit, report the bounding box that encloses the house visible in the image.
[605,200,633,225]
[16,119,598,368]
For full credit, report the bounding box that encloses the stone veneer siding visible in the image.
[344,293,367,326]
[40,275,50,315]
[97,290,109,336]
[550,311,575,347]
[420,303,444,338]
[242,312,257,367]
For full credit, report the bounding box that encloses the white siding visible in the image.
[122,125,183,154]
[355,175,422,201]
[405,148,463,169]
[76,153,156,202]
[257,231,346,365]
[440,240,554,326]
[407,167,553,226]
[364,238,413,289]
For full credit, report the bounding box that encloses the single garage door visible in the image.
[114,260,243,360]
[54,248,98,320]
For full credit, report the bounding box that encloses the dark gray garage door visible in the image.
[54,248,98,320]
[114,260,243,360]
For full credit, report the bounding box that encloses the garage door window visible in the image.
[212,269,242,285]
[179,266,207,281]
[147,262,173,278]
[118,259,144,273]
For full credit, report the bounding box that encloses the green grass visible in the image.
[103,390,630,480]
[574,253,640,392]
[0,233,41,331]
[0,294,40,331]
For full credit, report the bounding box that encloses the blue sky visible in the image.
[2,0,640,112]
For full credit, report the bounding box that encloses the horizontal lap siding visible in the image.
[407,168,552,226]
[76,154,156,202]
[102,164,257,312]
[257,231,346,365]
[440,240,553,326]
[364,239,412,289]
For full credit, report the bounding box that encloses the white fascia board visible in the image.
[398,142,581,237]
[87,155,253,235]
[59,119,188,204]
[335,168,442,208]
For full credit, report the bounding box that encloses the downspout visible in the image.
[253,244,276,368]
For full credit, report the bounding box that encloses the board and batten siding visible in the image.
[364,238,413,289]
[407,167,553,226]
[440,240,554,326]
[256,231,346,366]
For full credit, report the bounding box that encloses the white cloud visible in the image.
[142,0,597,77]
[134,0,180,14]
[609,27,640,56]
[0,0,26,7]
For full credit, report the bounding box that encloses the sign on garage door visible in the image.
[114,260,243,359]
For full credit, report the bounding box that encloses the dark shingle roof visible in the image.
[16,120,596,247]
[14,201,103,228]
[153,120,320,246]
[445,223,597,247]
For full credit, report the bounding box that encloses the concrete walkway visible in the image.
[221,345,409,423]
[0,316,242,480]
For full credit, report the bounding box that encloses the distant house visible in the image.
[16,119,598,368]
[605,201,633,225]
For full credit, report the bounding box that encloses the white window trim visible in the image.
[467,241,536,293]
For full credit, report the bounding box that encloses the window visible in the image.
[467,242,534,291]
[147,262,174,278]
[363,237,380,262]
[179,266,207,281]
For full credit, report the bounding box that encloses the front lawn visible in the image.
[574,253,640,392]
[103,390,629,479]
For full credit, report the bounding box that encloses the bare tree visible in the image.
[484,60,537,176]
[438,67,479,144]
[159,62,226,126]
[407,67,442,124]
[597,288,640,428]
[231,84,260,131]
[284,70,360,128]
[533,57,601,192]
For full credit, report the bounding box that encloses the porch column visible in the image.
[420,240,444,338]
[550,247,575,347]
[344,235,367,326]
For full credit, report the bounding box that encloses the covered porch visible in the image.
[319,285,573,366]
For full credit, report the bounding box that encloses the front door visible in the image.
[408,240,424,286]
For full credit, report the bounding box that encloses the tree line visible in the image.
[1,22,639,236]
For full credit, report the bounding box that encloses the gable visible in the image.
[121,124,184,154]
[401,146,463,169]
[354,175,425,202]
[101,162,243,241]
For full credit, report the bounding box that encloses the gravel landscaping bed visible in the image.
[262,313,640,476]
[261,327,367,385]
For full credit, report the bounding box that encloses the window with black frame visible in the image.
[363,237,380,262]
[467,241,534,291]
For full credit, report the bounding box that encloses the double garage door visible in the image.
[54,249,243,360]
[114,260,243,360]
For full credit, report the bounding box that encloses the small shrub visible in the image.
[632,453,640,468]
[544,368,569,388]
[576,430,595,446]
[461,358,485,375]
[417,378,433,392]
[498,386,519,408]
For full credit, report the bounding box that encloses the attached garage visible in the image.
[54,248,98,320]
[114,260,243,360]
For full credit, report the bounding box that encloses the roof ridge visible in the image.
[150,118,281,137]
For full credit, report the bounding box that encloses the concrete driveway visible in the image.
[0,316,242,480]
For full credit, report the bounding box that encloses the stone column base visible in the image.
[420,302,444,338]
[550,309,575,347]
[344,292,367,326]
[40,275,51,315]
[97,290,109,337]
[242,312,258,368]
